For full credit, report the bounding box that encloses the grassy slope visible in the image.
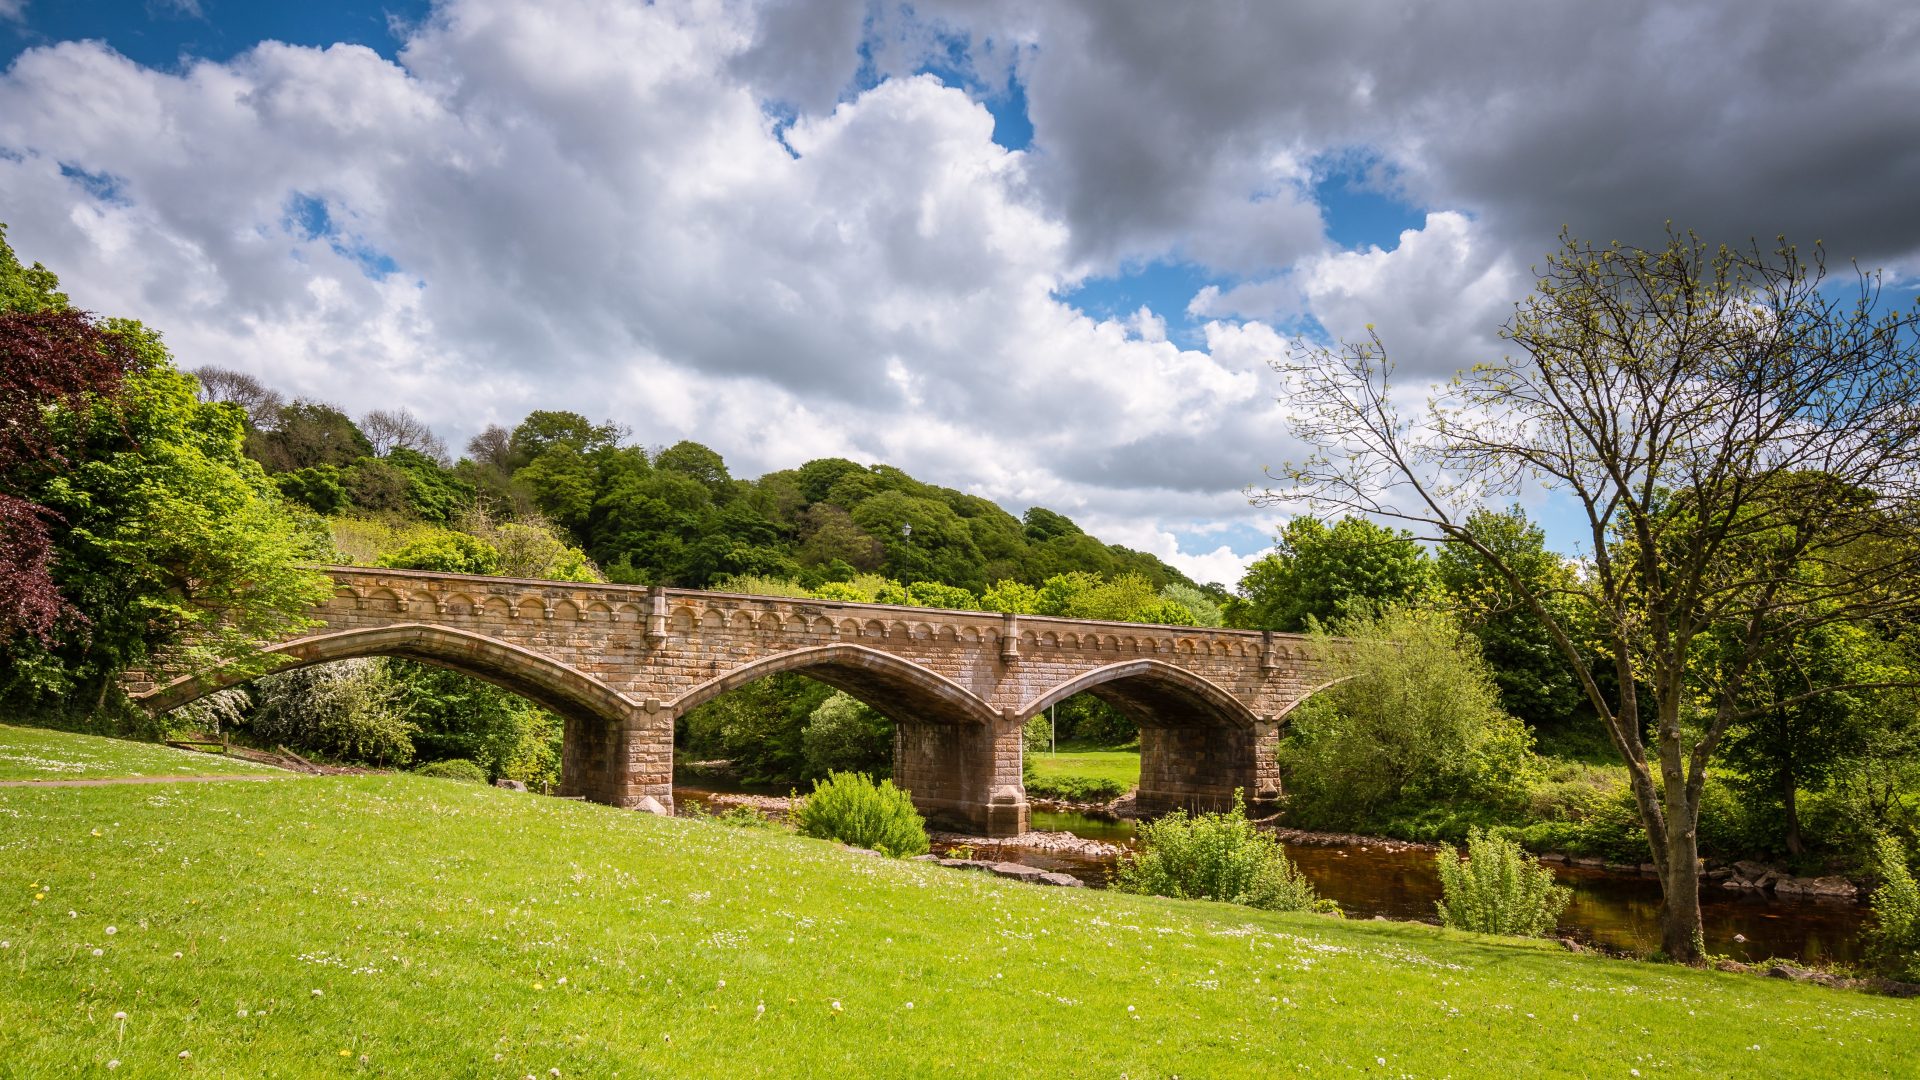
[1,757,1911,1078]
[1027,741,1142,792]
[0,723,281,781]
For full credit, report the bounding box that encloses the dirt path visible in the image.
[0,773,295,788]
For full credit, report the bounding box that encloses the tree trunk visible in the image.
[1782,773,1804,857]
[1658,816,1704,962]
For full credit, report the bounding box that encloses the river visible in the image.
[678,789,1870,966]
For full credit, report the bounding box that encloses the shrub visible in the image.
[1024,774,1125,802]
[793,771,930,858]
[1114,792,1329,913]
[1866,835,1920,981]
[1434,828,1571,937]
[247,659,414,765]
[415,758,488,784]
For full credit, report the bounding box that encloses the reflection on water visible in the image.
[681,788,1869,966]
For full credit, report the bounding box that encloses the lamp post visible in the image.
[899,522,912,597]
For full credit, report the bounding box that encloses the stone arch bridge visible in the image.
[136,567,1333,836]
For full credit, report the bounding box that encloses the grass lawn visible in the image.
[0,723,283,782]
[1,730,1911,1077]
[1026,740,1141,793]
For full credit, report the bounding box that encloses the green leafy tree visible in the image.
[801,691,893,779]
[6,319,331,719]
[378,532,502,575]
[251,399,373,472]
[1232,516,1432,631]
[1718,619,1892,856]
[1279,607,1534,832]
[1435,507,1584,731]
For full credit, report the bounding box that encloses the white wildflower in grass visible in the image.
[904,1002,913,1010]
[92,948,104,957]
[311,989,323,997]
[830,1001,842,1012]
[172,952,182,959]
[104,926,116,935]
[107,1061,119,1070]
[178,1051,190,1060]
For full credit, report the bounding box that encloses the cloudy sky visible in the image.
[4,1,1918,585]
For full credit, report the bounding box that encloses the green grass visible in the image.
[1025,741,1141,793]
[0,730,1912,1076]
[0,723,282,782]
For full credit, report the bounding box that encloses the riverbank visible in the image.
[5,760,1916,1075]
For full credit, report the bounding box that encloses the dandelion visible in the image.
[830,1001,842,1012]
[92,948,104,957]
[904,1002,914,1010]
[33,893,44,901]
[91,828,101,836]
[1377,1058,1386,1067]
[1126,1005,1135,1013]
[105,926,117,936]
[533,981,544,991]
[339,1050,351,1058]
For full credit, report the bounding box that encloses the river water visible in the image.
[678,789,1869,966]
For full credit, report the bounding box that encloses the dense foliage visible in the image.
[414,758,490,784]
[1866,836,1920,980]
[1114,793,1328,913]
[1279,607,1534,837]
[1434,828,1572,938]
[792,771,931,858]
[0,228,331,727]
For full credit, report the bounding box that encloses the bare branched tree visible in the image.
[465,424,513,469]
[191,366,283,430]
[1264,230,1920,961]
[361,408,449,463]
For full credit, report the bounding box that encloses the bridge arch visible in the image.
[665,643,998,727]
[137,623,637,727]
[1017,659,1258,730]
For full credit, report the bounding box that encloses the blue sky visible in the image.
[5,1,1917,583]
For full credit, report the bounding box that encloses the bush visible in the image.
[1866,835,1920,981]
[793,771,930,858]
[414,758,488,784]
[1114,792,1329,913]
[1434,828,1571,937]
[246,659,414,765]
[1024,774,1125,802]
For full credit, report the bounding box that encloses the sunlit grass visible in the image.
[0,729,1911,1076]
[1027,741,1141,793]
[0,724,282,782]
